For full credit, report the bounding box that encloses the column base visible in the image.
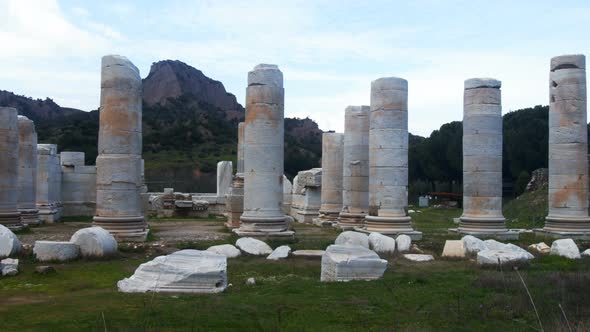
[533,215,590,239]
[452,216,518,239]
[38,204,61,223]
[336,212,366,230]
[358,215,422,240]
[236,215,293,238]
[0,211,25,231]
[313,210,340,227]
[93,216,149,242]
[296,209,319,224]
[19,209,40,226]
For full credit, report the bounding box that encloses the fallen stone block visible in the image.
[1,258,19,276]
[118,249,227,293]
[35,265,56,274]
[235,237,272,255]
[550,239,581,259]
[582,249,590,257]
[528,242,550,255]
[368,232,396,254]
[335,231,369,248]
[321,245,387,282]
[462,235,486,255]
[206,244,241,258]
[292,250,324,257]
[477,249,533,266]
[396,234,412,252]
[70,226,118,258]
[33,241,79,262]
[403,254,434,262]
[442,240,465,258]
[267,245,291,260]
[0,224,21,258]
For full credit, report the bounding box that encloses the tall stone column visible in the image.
[537,54,590,238]
[455,78,515,239]
[224,122,245,228]
[364,78,421,239]
[236,64,292,237]
[93,55,147,241]
[17,116,40,226]
[0,107,23,230]
[338,106,370,230]
[315,133,343,226]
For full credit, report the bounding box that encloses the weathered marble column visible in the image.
[216,161,233,199]
[364,78,421,239]
[338,106,370,230]
[93,55,147,241]
[17,116,40,226]
[315,133,344,226]
[456,78,515,239]
[224,123,245,228]
[0,107,23,229]
[37,144,61,222]
[537,54,590,238]
[236,64,292,236]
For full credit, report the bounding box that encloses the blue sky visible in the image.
[1,0,589,136]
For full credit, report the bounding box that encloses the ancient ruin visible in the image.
[0,107,24,230]
[364,77,421,239]
[236,64,292,237]
[60,152,97,216]
[92,55,147,241]
[224,122,245,228]
[294,168,322,223]
[315,133,344,226]
[36,144,62,223]
[454,78,516,239]
[338,106,370,230]
[537,54,590,238]
[16,116,39,226]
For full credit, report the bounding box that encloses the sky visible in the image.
[1,0,589,137]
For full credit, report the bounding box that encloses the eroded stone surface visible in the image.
[442,240,465,258]
[292,250,324,257]
[33,241,79,262]
[1,258,18,276]
[335,231,369,248]
[267,245,291,260]
[206,244,241,258]
[395,234,412,252]
[528,242,551,254]
[550,239,581,259]
[17,115,39,225]
[317,133,343,223]
[403,254,434,262]
[321,245,387,282]
[0,224,21,258]
[462,235,487,255]
[70,226,118,257]
[0,107,23,229]
[118,249,227,293]
[477,249,533,266]
[368,232,396,254]
[235,237,272,255]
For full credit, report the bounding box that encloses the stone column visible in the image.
[364,78,421,239]
[456,78,515,239]
[17,116,40,226]
[60,152,97,217]
[0,107,23,230]
[315,133,344,226]
[36,144,61,223]
[537,54,590,238]
[236,64,292,237]
[224,123,245,228]
[93,55,147,241]
[338,106,370,230]
[216,161,233,199]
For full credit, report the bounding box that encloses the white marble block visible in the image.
[321,245,387,282]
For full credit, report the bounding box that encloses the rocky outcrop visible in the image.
[142,60,243,116]
[525,168,548,192]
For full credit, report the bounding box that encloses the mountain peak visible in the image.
[142,60,243,114]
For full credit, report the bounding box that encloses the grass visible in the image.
[2,193,590,331]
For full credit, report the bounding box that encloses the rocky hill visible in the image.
[0,90,82,121]
[142,60,244,120]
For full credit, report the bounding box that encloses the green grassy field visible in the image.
[1,197,590,331]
